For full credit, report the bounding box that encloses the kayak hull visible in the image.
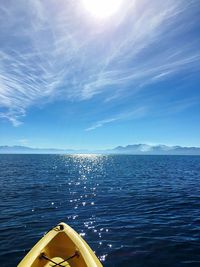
[18,222,103,267]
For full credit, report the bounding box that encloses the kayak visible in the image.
[18,222,103,267]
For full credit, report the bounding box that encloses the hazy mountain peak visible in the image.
[0,144,200,155]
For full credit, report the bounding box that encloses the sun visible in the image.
[82,0,122,19]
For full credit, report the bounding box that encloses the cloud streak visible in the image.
[0,0,199,125]
[85,106,147,131]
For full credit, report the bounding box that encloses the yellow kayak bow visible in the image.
[18,222,103,267]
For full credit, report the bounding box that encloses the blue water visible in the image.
[0,154,200,267]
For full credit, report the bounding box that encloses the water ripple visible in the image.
[0,155,200,266]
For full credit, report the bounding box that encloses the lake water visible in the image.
[0,154,200,267]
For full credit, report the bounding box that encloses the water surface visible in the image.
[0,155,200,266]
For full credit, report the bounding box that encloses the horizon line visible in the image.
[1,143,200,151]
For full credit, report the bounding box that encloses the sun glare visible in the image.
[82,0,122,19]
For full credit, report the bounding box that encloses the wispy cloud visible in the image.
[162,97,200,115]
[0,0,199,125]
[17,138,29,146]
[85,106,147,131]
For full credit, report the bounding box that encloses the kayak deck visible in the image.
[18,223,103,267]
[43,257,70,266]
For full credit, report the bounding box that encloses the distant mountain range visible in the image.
[0,144,200,155]
[111,144,200,155]
[0,146,75,154]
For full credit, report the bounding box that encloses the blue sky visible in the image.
[0,0,200,149]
